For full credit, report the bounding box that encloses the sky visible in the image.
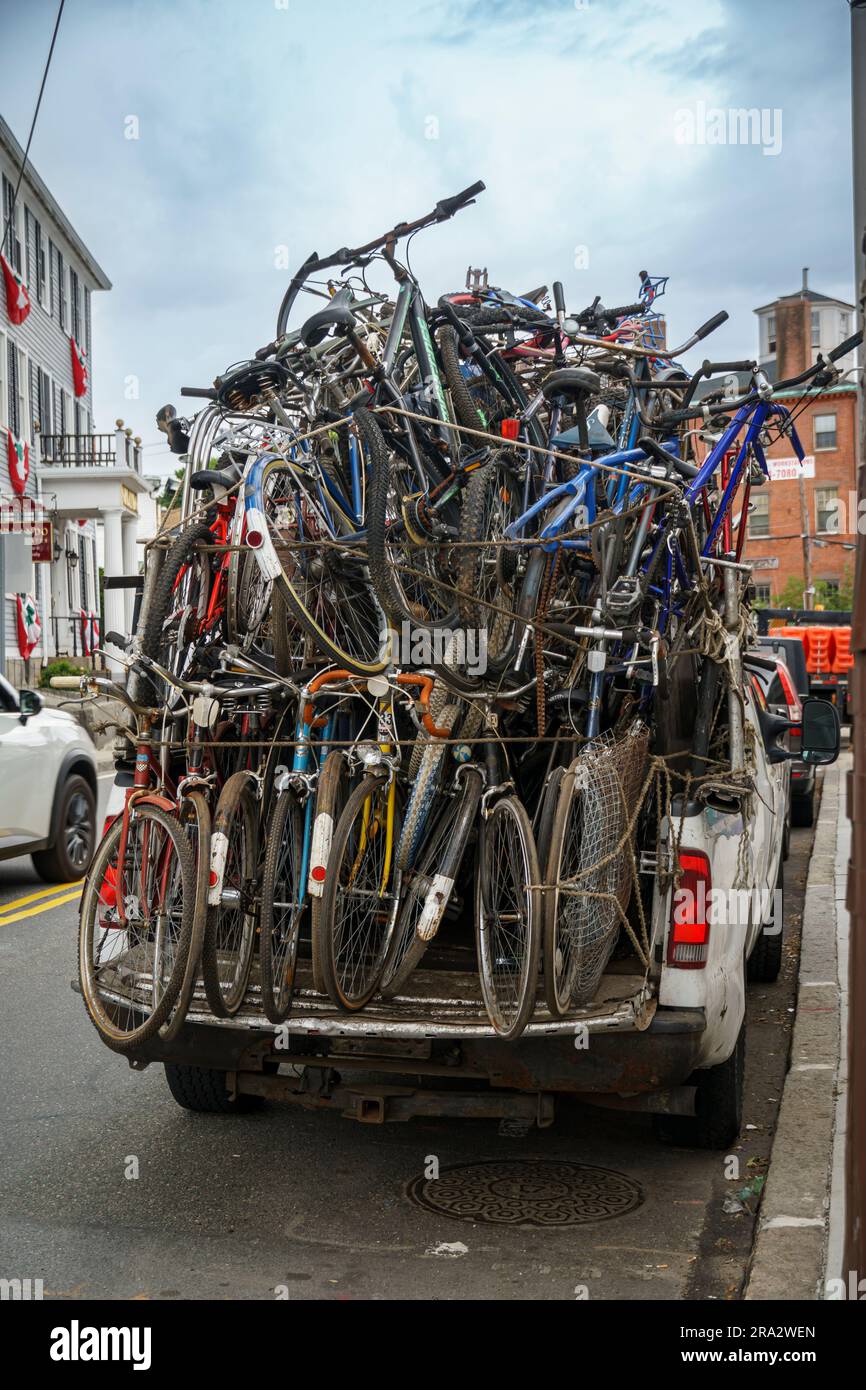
[0,0,856,479]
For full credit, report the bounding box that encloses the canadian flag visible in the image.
[1,253,31,325]
[70,336,88,397]
[80,609,100,656]
[16,593,41,661]
[6,429,29,496]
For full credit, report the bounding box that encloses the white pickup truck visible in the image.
[110,675,840,1149]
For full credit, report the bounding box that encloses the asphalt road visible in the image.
[0,774,815,1301]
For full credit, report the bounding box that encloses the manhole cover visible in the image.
[406,1159,643,1227]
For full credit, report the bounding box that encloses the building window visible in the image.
[815,486,840,534]
[7,340,20,438]
[811,308,821,348]
[0,330,6,430]
[78,535,89,610]
[840,311,850,341]
[70,267,81,343]
[748,491,770,537]
[57,247,67,329]
[814,412,837,450]
[767,311,776,355]
[2,176,22,274]
[34,219,46,305]
[752,582,771,605]
[83,286,91,355]
[24,207,33,286]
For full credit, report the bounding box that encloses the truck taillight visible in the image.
[776,664,802,725]
[667,850,711,969]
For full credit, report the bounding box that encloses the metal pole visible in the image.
[799,472,814,609]
[845,0,866,1289]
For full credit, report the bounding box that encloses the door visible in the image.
[0,684,53,844]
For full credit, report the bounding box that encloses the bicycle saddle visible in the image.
[300,288,357,347]
[189,461,242,492]
[541,367,601,401]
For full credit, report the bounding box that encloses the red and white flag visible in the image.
[1,252,31,325]
[6,429,29,496]
[80,609,100,656]
[16,593,41,660]
[70,336,88,397]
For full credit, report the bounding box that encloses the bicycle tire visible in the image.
[309,750,351,994]
[139,518,213,693]
[200,770,258,1017]
[456,453,521,671]
[396,703,460,872]
[158,789,212,1042]
[476,795,541,1041]
[259,787,305,1023]
[317,773,402,1011]
[78,803,196,1053]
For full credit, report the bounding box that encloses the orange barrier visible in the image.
[832,627,854,674]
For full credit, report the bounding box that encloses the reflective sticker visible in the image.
[245,506,282,579]
[417,873,455,942]
[208,831,229,906]
[308,811,334,896]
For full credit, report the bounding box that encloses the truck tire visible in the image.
[653,1023,745,1150]
[747,860,784,984]
[163,1063,263,1114]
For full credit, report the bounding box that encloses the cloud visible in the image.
[0,0,854,476]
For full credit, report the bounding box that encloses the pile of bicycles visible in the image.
[56,180,862,1049]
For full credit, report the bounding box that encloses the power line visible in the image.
[0,0,66,259]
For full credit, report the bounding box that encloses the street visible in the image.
[0,775,816,1302]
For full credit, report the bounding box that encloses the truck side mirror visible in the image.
[800,697,840,765]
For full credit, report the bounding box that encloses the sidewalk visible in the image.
[744,750,850,1300]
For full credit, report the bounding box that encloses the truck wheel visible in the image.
[747,860,784,984]
[163,1063,263,1114]
[653,1023,745,1150]
[791,789,815,828]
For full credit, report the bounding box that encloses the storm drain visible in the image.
[406,1159,643,1227]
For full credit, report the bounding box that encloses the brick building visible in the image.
[742,271,859,607]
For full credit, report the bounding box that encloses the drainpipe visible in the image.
[845,0,866,1290]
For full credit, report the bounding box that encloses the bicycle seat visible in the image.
[189,463,241,492]
[541,367,601,401]
[300,289,357,347]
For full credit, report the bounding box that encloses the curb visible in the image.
[744,752,849,1301]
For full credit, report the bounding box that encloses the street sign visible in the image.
[31,519,53,564]
[768,454,815,481]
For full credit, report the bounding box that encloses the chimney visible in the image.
[802,267,809,295]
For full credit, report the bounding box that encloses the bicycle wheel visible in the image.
[476,795,541,1040]
[259,787,305,1023]
[396,703,460,872]
[158,789,211,1042]
[317,772,402,1011]
[253,454,390,677]
[79,803,196,1052]
[456,453,522,671]
[382,765,483,998]
[201,771,258,1017]
[139,519,214,694]
[309,750,351,994]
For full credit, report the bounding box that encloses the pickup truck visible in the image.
[103,683,839,1151]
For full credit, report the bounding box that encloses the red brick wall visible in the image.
[742,387,858,603]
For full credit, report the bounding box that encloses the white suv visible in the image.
[0,674,98,881]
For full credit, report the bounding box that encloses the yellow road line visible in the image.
[0,889,82,925]
[0,881,81,914]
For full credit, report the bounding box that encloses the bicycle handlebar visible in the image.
[270,181,486,344]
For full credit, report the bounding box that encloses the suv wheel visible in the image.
[31,774,96,882]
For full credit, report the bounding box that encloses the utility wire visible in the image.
[0,0,66,259]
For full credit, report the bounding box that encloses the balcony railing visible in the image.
[39,431,142,472]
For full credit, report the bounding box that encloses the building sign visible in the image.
[0,494,46,535]
[31,520,53,564]
[768,454,815,481]
[750,556,780,570]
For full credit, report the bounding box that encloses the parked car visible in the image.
[755,637,816,826]
[0,675,98,880]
